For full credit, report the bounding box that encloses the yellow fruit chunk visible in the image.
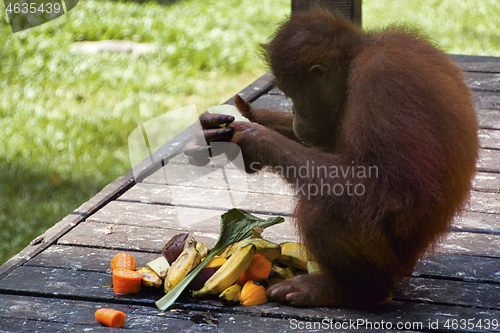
[205,256,227,269]
[240,280,267,306]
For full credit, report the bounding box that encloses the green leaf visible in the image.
[215,209,284,249]
[155,208,284,310]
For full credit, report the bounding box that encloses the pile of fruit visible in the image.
[109,226,318,307]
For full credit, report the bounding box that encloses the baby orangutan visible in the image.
[184,10,479,307]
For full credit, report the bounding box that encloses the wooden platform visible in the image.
[1,58,500,332]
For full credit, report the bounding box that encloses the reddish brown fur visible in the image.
[188,10,479,307]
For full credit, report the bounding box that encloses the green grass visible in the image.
[362,0,500,56]
[1,0,499,266]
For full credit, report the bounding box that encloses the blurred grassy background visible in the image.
[1,0,499,265]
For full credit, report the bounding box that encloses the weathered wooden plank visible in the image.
[453,211,500,234]
[465,72,500,92]
[57,221,219,252]
[57,219,298,252]
[473,171,500,192]
[4,284,500,333]
[72,171,136,218]
[469,191,500,214]
[223,72,275,105]
[115,187,500,233]
[458,61,500,73]
[395,277,500,310]
[251,93,293,112]
[473,91,500,110]
[0,320,115,333]
[304,300,500,333]
[56,217,500,260]
[3,262,500,330]
[415,253,500,283]
[86,201,296,241]
[0,214,83,281]
[141,154,294,196]
[0,294,298,333]
[2,265,500,314]
[97,184,500,243]
[479,129,500,150]
[0,295,159,330]
[27,245,500,287]
[58,210,500,257]
[25,245,160,272]
[451,54,500,63]
[118,183,294,215]
[477,148,500,172]
[129,127,193,184]
[118,184,499,221]
[85,200,216,232]
[436,231,500,257]
[87,200,219,233]
[0,266,152,302]
[9,293,496,333]
[119,182,498,219]
[477,109,500,130]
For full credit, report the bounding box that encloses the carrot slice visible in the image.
[238,254,272,284]
[110,252,136,272]
[112,268,142,294]
[236,271,248,285]
[95,308,126,328]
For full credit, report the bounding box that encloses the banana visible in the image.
[221,237,280,261]
[164,241,201,293]
[196,242,209,259]
[219,283,242,304]
[275,242,309,271]
[193,243,256,297]
[266,263,295,286]
[136,267,163,288]
[307,260,321,274]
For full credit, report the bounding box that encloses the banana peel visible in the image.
[137,267,163,288]
[221,237,281,262]
[196,242,209,259]
[219,283,242,304]
[164,241,201,293]
[193,244,256,297]
[275,242,309,272]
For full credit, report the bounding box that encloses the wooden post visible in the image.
[291,0,362,26]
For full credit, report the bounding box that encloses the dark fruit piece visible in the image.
[162,233,189,264]
[189,268,217,291]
